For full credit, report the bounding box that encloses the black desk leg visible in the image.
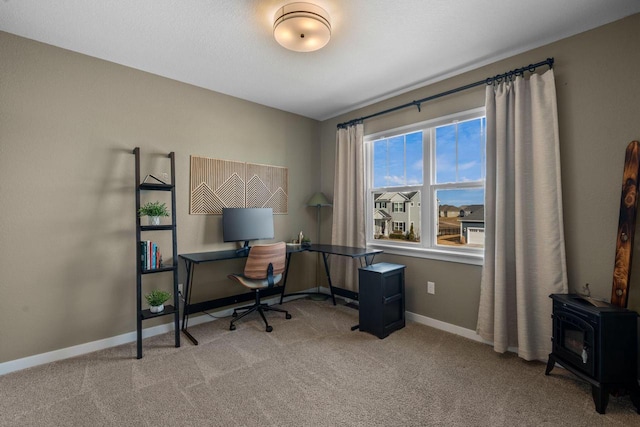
[181,259,199,345]
[322,253,337,305]
[279,252,293,305]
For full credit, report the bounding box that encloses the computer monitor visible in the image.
[222,207,274,254]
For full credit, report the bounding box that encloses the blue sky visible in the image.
[435,118,485,183]
[372,118,485,207]
[373,131,422,187]
[436,188,484,206]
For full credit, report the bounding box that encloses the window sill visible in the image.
[367,242,483,266]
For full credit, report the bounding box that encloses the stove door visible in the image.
[552,309,596,377]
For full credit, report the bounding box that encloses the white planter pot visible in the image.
[148,216,161,226]
[150,304,164,314]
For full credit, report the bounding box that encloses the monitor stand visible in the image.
[235,241,251,256]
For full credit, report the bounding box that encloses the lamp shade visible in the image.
[273,2,331,52]
[307,191,331,207]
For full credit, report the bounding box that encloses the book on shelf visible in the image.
[140,240,163,270]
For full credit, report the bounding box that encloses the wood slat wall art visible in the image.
[189,156,288,215]
[246,162,288,213]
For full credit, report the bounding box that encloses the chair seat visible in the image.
[228,273,283,289]
[227,242,290,333]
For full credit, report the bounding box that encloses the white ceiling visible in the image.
[2,0,639,121]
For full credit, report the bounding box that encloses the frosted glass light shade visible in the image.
[273,2,331,52]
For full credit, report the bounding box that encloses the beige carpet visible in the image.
[0,298,638,426]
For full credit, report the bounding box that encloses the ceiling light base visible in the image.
[273,2,331,52]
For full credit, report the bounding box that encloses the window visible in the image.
[365,108,485,264]
[392,221,406,232]
[392,202,405,212]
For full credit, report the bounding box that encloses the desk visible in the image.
[179,244,381,345]
[280,244,382,304]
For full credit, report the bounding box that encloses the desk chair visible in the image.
[228,242,292,332]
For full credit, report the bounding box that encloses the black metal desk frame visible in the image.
[279,244,381,304]
[179,244,381,345]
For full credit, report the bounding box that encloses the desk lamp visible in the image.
[307,192,332,300]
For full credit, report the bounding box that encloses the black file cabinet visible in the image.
[358,263,406,339]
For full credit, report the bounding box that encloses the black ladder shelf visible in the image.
[133,147,180,359]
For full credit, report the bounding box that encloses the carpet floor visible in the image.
[1,298,638,426]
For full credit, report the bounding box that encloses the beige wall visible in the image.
[0,32,320,363]
[3,13,640,365]
[319,14,640,330]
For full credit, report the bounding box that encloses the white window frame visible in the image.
[364,107,485,265]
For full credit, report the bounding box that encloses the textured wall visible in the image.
[2,13,639,365]
[0,32,319,363]
[319,14,640,330]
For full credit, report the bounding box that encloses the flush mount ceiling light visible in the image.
[273,2,331,52]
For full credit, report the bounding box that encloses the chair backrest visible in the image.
[244,242,286,279]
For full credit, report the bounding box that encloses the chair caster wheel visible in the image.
[230,324,236,331]
[266,326,273,332]
[286,313,292,319]
[232,312,238,318]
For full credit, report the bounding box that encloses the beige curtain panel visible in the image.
[331,123,365,291]
[476,69,568,361]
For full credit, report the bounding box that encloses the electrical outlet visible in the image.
[427,281,435,294]
[178,283,183,294]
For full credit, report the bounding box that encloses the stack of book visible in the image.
[140,241,163,270]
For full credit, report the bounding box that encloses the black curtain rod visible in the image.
[337,57,554,129]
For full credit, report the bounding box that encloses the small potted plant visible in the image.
[138,201,170,225]
[145,289,171,313]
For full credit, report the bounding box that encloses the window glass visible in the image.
[366,109,485,262]
[373,191,421,244]
[436,188,484,247]
[373,131,423,187]
[435,118,486,183]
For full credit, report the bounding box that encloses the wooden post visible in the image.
[611,141,640,308]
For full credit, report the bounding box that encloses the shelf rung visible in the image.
[141,305,177,320]
[139,183,174,191]
[141,266,175,274]
[140,225,174,231]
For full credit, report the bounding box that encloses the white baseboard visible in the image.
[0,321,175,376]
[0,292,307,376]
[405,311,487,343]
[405,311,518,353]
[1,290,507,376]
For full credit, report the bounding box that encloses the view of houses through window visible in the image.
[435,188,485,247]
[374,191,421,242]
[367,109,486,254]
[373,189,484,247]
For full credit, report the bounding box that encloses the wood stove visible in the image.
[545,293,639,414]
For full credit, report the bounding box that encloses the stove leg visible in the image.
[591,385,609,414]
[630,387,640,414]
[545,353,556,375]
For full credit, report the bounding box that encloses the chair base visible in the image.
[230,290,292,332]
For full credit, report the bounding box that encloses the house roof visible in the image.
[374,209,392,220]
[461,207,485,222]
[439,204,460,212]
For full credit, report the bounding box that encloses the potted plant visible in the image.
[145,289,171,313]
[138,201,170,225]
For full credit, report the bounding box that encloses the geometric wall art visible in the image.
[190,155,288,214]
[245,162,288,213]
